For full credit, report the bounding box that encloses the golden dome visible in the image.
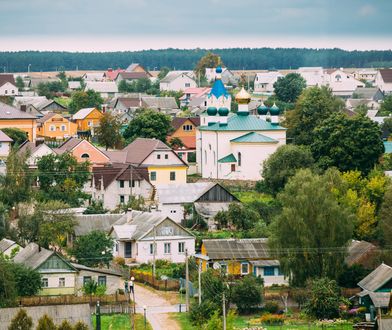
[235,87,251,104]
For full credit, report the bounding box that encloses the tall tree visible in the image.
[285,86,344,146]
[273,73,306,103]
[95,112,124,150]
[15,76,25,92]
[158,67,170,80]
[194,52,224,78]
[68,90,103,114]
[379,183,392,247]
[269,169,354,286]
[378,94,392,116]
[123,109,172,143]
[8,262,42,296]
[0,128,28,146]
[311,113,384,174]
[0,259,17,307]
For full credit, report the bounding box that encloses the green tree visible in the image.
[304,278,342,320]
[214,203,261,231]
[338,264,370,288]
[189,300,217,326]
[37,153,90,206]
[382,117,392,139]
[8,262,42,296]
[73,321,89,330]
[8,309,33,330]
[285,86,344,146]
[194,52,224,78]
[57,320,73,330]
[168,137,184,149]
[379,94,392,116]
[273,73,306,103]
[379,183,392,247]
[95,112,124,150]
[1,128,27,146]
[118,79,133,93]
[123,109,172,143]
[311,112,384,174]
[37,81,66,99]
[68,90,103,114]
[261,144,315,195]
[83,200,108,214]
[269,169,354,286]
[70,230,114,267]
[0,203,10,240]
[158,67,170,80]
[15,76,25,92]
[0,259,17,307]
[36,314,56,330]
[232,275,263,314]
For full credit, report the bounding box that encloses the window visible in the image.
[264,266,275,276]
[119,180,124,188]
[238,152,242,166]
[150,171,156,181]
[88,121,93,127]
[61,125,66,131]
[183,125,193,131]
[129,180,135,188]
[335,74,342,82]
[4,90,7,94]
[115,242,119,252]
[98,276,107,286]
[220,263,228,274]
[50,125,56,132]
[170,210,177,213]
[124,242,132,258]
[83,276,92,285]
[231,164,236,172]
[120,195,125,204]
[165,154,168,159]
[11,90,15,94]
[185,83,191,88]
[178,242,185,253]
[157,154,161,159]
[241,263,249,275]
[170,171,176,181]
[149,243,154,255]
[178,152,184,159]
[59,277,65,287]
[164,243,171,254]
[42,278,48,287]
[81,153,89,159]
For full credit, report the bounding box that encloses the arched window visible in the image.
[81,153,89,159]
[238,152,242,166]
[335,74,342,82]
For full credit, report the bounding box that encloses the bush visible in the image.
[264,301,280,314]
[73,321,89,330]
[8,309,33,330]
[113,256,126,267]
[232,275,263,314]
[189,300,218,326]
[36,314,56,330]
[57,320,73,330]
[259,313,285,325]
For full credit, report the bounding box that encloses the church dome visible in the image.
[235,87,251,105]
[257,103,269,115]
[216,66,223,74]
[207,106,218,116]
[269,103,280,116]
[218,107,229,116]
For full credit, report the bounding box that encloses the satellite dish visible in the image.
[161,275,169,280]
[213,262,221,270]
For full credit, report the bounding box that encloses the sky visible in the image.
[0,0,391,51]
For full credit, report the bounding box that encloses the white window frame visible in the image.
[178,242,185,253]
[50,125,56,132]
[241,262,249,275]
[164,242,171,254]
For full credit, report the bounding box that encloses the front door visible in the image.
[124,242,132,258]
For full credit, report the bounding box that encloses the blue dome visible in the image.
[218,107,229,116]
[216,66,223,74]
[207,107,218,116]
[257,104,269,115]
[270,103,280,116]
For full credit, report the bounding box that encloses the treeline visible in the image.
[1,48,392,73]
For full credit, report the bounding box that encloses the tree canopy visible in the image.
[95,112,124,150]
[273,73,306,103]
[194,52,224,78]
[1,128,27,146]
[68,90,103,114]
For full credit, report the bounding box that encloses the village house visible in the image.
[85,81,118,99]
[115,72,151,85]
[14,97,67,115]
[81,72,106,82]
[105,68,125,81]
[324,69,365,98]
[104,138,188,185]
[179,87,211,107]
[125,63,151,75]
[160,71,197,92]
[196,238,288,286]
[109,210,195,264]
[352,87,384,102]
[0,74,18,96]
[68,81,82,91]
[71,107,104,136]
[17,140,56,168]
[253,71,284,94]
[37,112,77,140]
[87,164,153,210]
[354,69,378,83]
[141,96,179,116]
[0,101,37,141]
[0,238,22,257]
[205,67,237,85]
[0,130,13,159]
[155,182,238,224]
[112,95,142,115]
[296,67,325,87]
[375,69,392,95]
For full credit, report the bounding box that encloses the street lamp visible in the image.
[143,305,147,330]
[130,276,136,314]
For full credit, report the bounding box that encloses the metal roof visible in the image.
[250,260,280,267]
[0,130,13,142]
[230,132,278,143]
[345,240,377,266]
[74,213,125,236]
[358,263,392,292]
[203,238,270,260]
[156,182,216,204]
[384,142,392,154]
[209,78,229,99]
[358,290,391,308]
[85,81,118,93]
[0,101,36,119]
[198,114,285,131]
[0,238,16,253]
[218,153,237,163]
[72,108,97,120]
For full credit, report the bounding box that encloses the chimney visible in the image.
[20,104,26,112]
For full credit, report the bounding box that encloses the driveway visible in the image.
[133,283,183,330]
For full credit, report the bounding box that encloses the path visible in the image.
[133,283,183,330]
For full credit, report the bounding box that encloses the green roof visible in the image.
[384,141,392,154]
[230,132,278,143]
[199,114,285,131]
[218,153,237,163]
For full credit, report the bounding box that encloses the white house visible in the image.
[375,69,392,95]
[0,238,22,257]
[205,68,237,85]
[0,74,18,96]
[197,83,286,181]
[109,210,195,264]
[324,69,365,98]
[82,72,106,82]
[155,182,238,223]
[354,69,378,83]
[0,130,13,159]
[17,141,56,169]
[253,71,284,94]
[296,67,325,87]
[87,164,154,210]
[85,81,118,99]
[160,71,197,92]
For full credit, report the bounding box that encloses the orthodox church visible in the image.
[196,67,286,181]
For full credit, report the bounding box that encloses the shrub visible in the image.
[113,256,125,267]
[232,275,263,314]
[189,300,218,326]
[259,313,285,325]
[36,314,56,330]
[8,309,33,330]
[264,301,280,314]
[57,320,73,330]
[95,285,107,296]
[73,321,89,330]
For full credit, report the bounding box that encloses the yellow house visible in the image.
[72,107,103,133]
[0,101,37,141]
[37,112,78,140]
[197,238,288,287]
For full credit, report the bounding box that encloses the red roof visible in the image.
[0,74,16,88]
[379,69,392,83]
[105,69,125,81]
[179,87,211,100]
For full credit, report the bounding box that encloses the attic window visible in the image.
[335,74,342,82]
[81,153,89,159]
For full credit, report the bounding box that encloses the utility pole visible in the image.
[198,262,202,305]
[152,225,156,279]
[185,248,190,312]
[96,300,101,330]
[222,291,226,330]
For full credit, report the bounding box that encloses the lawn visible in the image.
[233,190,272,203]
[92,313,152,330]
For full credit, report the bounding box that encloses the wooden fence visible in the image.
[131,271,180,291]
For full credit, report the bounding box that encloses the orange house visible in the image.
[0,101,37,141]
[37,113,77,140]
[72,108,103,133]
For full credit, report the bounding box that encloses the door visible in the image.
[124,242,132,258]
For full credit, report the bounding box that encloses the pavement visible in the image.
[133,283,183,330]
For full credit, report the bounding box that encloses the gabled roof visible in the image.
[115,97,141,109]
[379,69,392,83]
[230,132,279,143]
[203,238,270,260]
[160,71,195,84]
[121,138,171,164]
[345,240,377,266]
[0,101,36,119]
[105,69,125,81]
[358,263,392,292]
[142,97,179,110]
[0,74,16,87]
[171,117,200,132]
[118,72,150,80]
[17,141,52,158]
[71,263,123,276]
[85,81,118,93]
[56,137,110,161]
[353,87,382,99]
[255,71,284,83]
[37,112,59,124]
[0,130,13,142]
[218,153,237,163]
[72,108,99,120]
[0,238,17,253]
[74,213,125,236]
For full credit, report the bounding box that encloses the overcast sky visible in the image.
[0,0,391,51]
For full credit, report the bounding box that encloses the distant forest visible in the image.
[1,48,392,73]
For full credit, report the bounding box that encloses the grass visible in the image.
[233,190,272,203]
[92,313,152,330]
[171,313,197,330]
